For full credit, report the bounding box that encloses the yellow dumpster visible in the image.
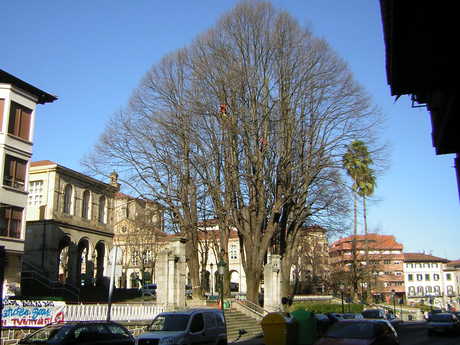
[261,312,298,345]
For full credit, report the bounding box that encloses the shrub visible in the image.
[291,302,364,314]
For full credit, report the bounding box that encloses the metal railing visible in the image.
[232,299,269,320]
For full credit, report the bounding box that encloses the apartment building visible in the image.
[21,161,118,298]
[0,70,56,296]
[329,234,405,303]
[404,253,458,309]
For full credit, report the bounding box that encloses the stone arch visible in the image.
[229,269,240,292]
[76,237,93,287]
[57,235,73,283]
[94,241,105,286]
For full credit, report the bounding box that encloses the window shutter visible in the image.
[16,159,27,183]
[19,106,32,140]
[8,102,18,135]
[0,99,4,131]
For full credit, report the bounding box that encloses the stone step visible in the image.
[224,309,262,343]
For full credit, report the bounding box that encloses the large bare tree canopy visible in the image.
[83,0,384,302]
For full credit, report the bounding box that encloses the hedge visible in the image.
[292,302,364,314]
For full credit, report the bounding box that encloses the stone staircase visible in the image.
[224,308,263,343]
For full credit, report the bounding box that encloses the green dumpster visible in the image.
[261,312,298,345]
[291,310,317,345]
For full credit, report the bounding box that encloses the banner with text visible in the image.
[1,298,66,327]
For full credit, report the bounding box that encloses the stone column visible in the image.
[155,238,187,309]
[263,254,282,312]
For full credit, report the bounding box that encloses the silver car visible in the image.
[137,308,227,345]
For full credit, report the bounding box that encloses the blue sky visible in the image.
[2,1,459,259]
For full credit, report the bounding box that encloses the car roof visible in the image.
[337,318,387,323]
[159,308,222,316]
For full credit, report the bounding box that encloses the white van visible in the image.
[137,308,227,345]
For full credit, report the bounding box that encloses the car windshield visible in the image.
[325,321,376,339]
[149,314,190,332]
[21,324,72,344]
[430,314,454,322]
[362,310,383,319]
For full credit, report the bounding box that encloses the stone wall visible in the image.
[0,321,150,345]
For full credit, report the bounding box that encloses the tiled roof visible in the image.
[330,233,403,251]
[403,252,449,263]
[30,160,57,167]
[447,259,460,266]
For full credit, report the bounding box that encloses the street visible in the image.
[234,322,460,345]
[398,322,460,345]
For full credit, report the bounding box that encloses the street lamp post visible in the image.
[391,289,396,315]
[217,258,226,311]
[340,284,345,313]
[210,263,214,296]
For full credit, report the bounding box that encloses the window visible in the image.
[82,190,90,219]
[63,184,73,214]
[28,180,44,206]
[190,313,204,333]
[8,101,32,140]
[408,274,413,281]
[417,286,424,296]
[3,155,27,190]
[434,286,441,295]
[425,274,430,281]
[230,244,238,260]
[446,273,452,281]
[98,196,106,223]
[384,260,391,264]
[416,274,423,281]
[408,286,415,296]
[434,274,440,281]
[0,206,23,238]
[447,285,454,295]
[425,286,432,294]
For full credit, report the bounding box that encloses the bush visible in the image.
[291,302,364,314]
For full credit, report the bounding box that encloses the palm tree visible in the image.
[343,140,374,299]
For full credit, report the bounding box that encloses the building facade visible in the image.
[112,189,166,289]
[0,70,56,296]
[403,253,449,306]
[329,234,405,303]
[22,161,118,298]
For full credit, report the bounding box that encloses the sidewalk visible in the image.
[231,334,265,345]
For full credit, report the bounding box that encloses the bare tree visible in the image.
[83,0,384,303]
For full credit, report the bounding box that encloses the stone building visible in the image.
[0,70,56,296]
[294,226,330,294]
[21,161,118,299]
[112,190,166,288]
[329,233,405,303]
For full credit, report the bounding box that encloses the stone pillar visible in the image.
[156,238,187,309]
[263,254,282,312]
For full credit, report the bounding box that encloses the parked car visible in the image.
[185,284,193,298]
[342,313,364,320]
[314,313,332,336]
[362,308,402,330]
[137,308,227,345]
[427,312,460,336]
[140,283,157,297]
[18,321,135,345]
[325,313,344,324]
[315,319,399,345]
